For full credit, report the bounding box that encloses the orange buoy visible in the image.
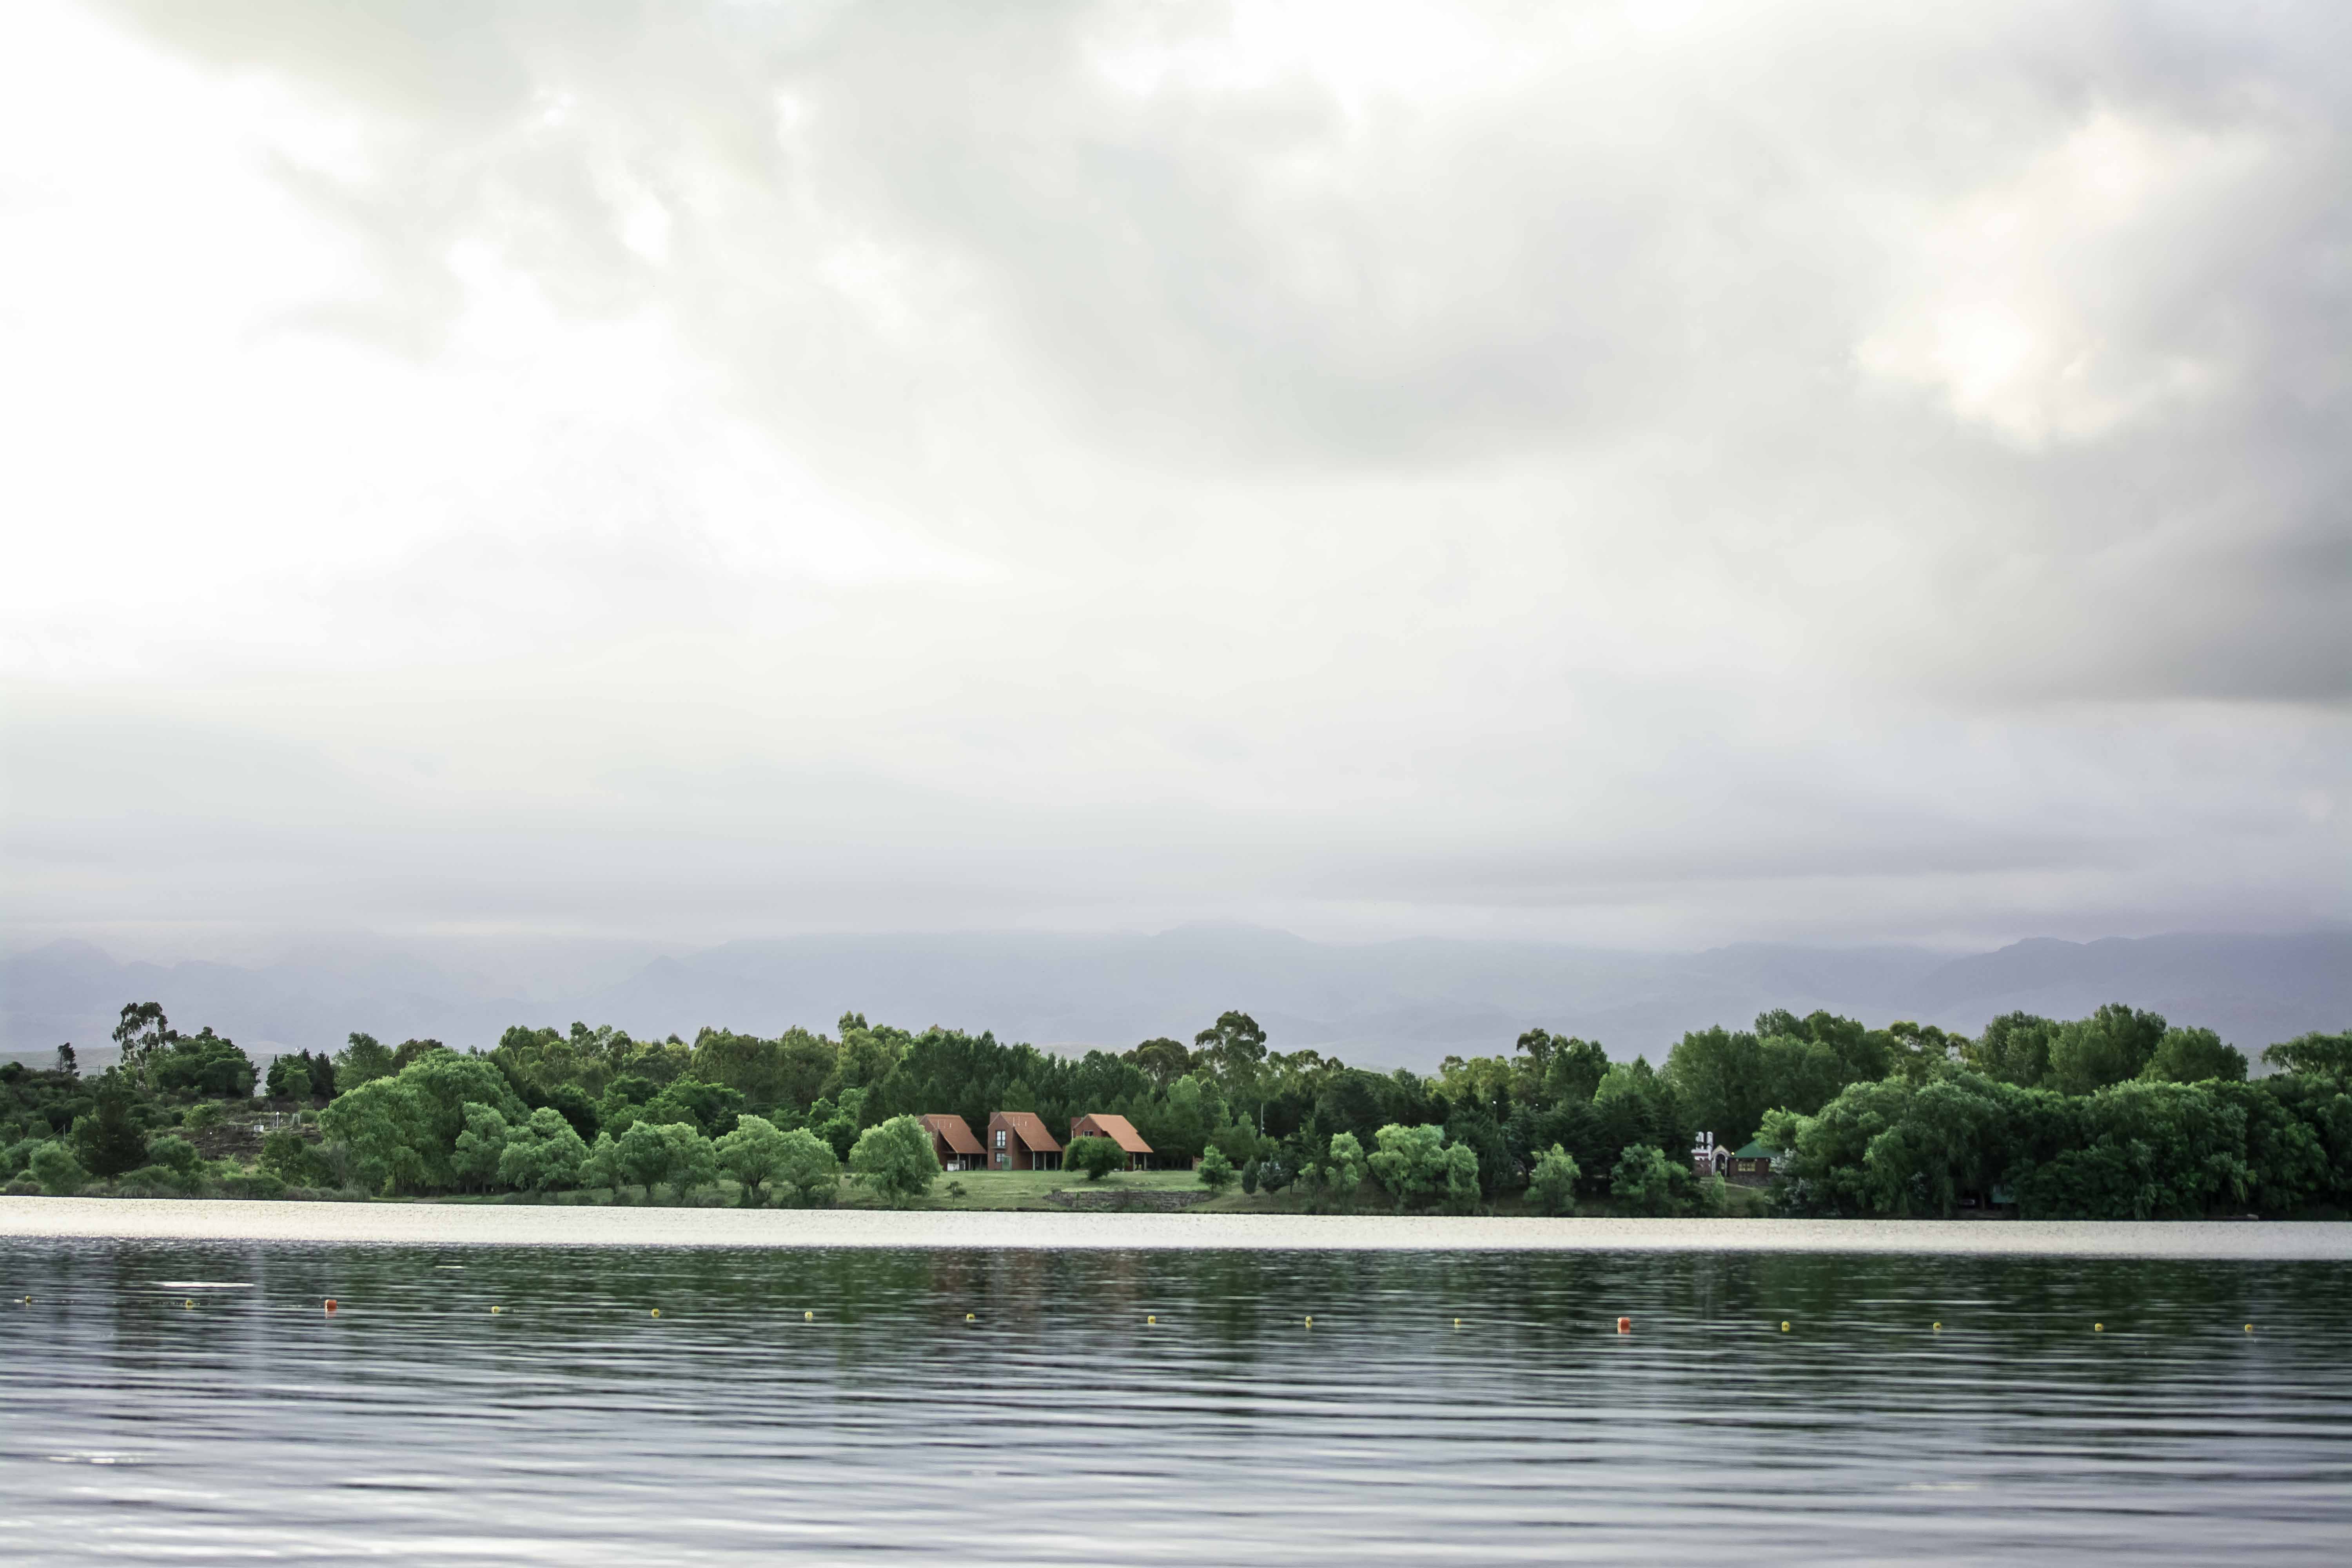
[323,1298,337,1314]
[1616,1316,1632,1334]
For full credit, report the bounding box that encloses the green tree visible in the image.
[1066,1134,1125,1182]
[1197,1144,1236,1191]
[29,1140,87,1195]
[498,1107,590,1192]
[1367,1123,1446,1209]
[848,1115,938,1207]
[451,1102,513,1191]
[72,1071,149,1178]
[1126,1037,1194,1086]
[151,1027,257,1099]
[1527,1144,1580,1216]
[1438,1141,1481,1213]
[1965,1012,2058,1087]
[714,1114,791,1204]
[661,1122,719,1201]
[1194,1011,1269,1090]
[615,1120,683,1200]
[259,1127,331,1187]
[2263,1030,2352,1084]
[2142,1027,2249,1084]
[111,1002,173,1083]
[1609,1143,1690,1216]
[267,1057,314,1103]
[774,1126,841,1206]
[1240,1156,1261,1195]
[2047,1004,2169,1096]
[581,1131,627,1199]
[1323,1131,1367,1206]
[319,1077,431,1194]
[147,1134,202,1184]
[334,1032,396,1093]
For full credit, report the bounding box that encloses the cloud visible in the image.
[1,0,2346,955]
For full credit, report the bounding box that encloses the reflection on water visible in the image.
[3,1241,2348,1564]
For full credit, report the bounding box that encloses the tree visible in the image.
[1066,1134,1125,1182]
[2263,1031,2352,1085]
[848,1115,939,1207]
[1127,1037,1193,1086]
[452,1103,512,1191]
[774,1127,840,1206]
[581,1132,627,1199]
[151,1028,257,1099]
[1323,1131,1367,1206]
[260,1127,331,1187]
[272,1059,314,1104]
[29,1141,87,1195]
[1367,1123,1446,1209]
[1438,1141,1481,1213]
[112,1002,173,1082]
[615,1120,684,1200]
[1609,1143,1690,1216]
[334,1033,397,1093]
[54,1043,77,1077]
[72,1071,149,1178]
[1197,1144,1236,1191]
[392,1038,450,1073]
[498,1107,590,1192]
[1195,1011,1269,1089]
[1965,1013,2058,1088]
[1527,1144,1580,1216]
[662,1123,719,1202]
[319,1078,431,1194]
[714,1114,791,1204]
[2047,1004,2168,1096]
[2142,1027,2249,1084]
[1240,1157,1261,1195]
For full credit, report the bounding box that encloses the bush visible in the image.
[218,1169,287,1200]
[260,1128,333,1187]
[28,1141,87,1196]
[1240,1158,1261,1195]
[1198,1145,1236,1191]
[1066,1135,1125,1182]
[499,1107,590,1192]
[182,1102,225,1132]
[1323,1132,1367,1208]
[1609,1143,1692,1216]
[5,1173,41,1197]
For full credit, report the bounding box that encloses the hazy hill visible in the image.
[4,927,2344,1074]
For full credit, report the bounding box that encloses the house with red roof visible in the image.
[922,1114,984,1172]
[985,1110,1062,1171]
[1069,1112,1159,1172]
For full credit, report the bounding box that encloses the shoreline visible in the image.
[4,1197,2348,1258]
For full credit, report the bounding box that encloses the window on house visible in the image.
[994,1130,1006,1149]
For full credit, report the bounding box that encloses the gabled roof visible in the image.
[921,1114,983,1155]
[1732,1142,1777,1160]
[990,1110,1061,1152]
[1071,1112,1152,1154]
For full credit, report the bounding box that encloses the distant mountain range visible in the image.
[3,927,2345,1074]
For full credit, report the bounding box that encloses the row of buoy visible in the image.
[252,1299,2239,1335]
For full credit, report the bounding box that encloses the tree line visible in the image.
[3,999,2347,1218]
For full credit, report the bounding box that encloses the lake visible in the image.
[4,1236,2349,1563]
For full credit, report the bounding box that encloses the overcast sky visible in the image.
[2,0,2346,964]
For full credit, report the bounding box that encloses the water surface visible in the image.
[4,1240,2347,1563]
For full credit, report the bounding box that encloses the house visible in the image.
[1727,1141,1776,1186]
[922,1114,984,1172]
[1068,1112,1157,1171]
[984,1110,1062,1171]
[1690,1131,1731,1179]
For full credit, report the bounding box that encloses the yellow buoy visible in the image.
[651,1308,661,1318]
[804,1310,814,1321]
[1453,1318,1462,1328]
[491,1305,501,1315]
[2094,1322,2103,1332]
[183,1299,194,1309]
[1304,1315,1313,1327]
[1780,1321,1789,1332]
[964,1312,975,1322]
[2245,1323,2254,1332]
[1933,1322,1941,1331]
[1147,1315,1156,1325]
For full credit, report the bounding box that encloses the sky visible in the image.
[1,0,2346,966]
